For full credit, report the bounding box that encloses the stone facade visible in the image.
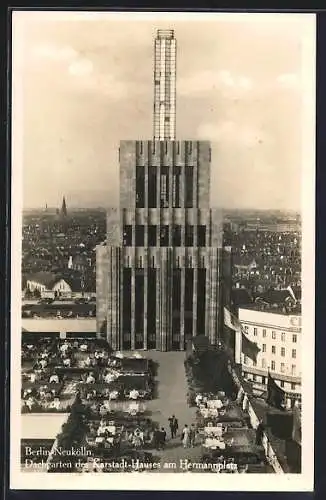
[96,140,232,351]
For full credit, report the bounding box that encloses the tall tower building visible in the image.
[153,29,176,140]
[96,29,232,351]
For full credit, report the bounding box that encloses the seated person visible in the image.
[29,372,37,383]
[107,424,116,436]
[204,436,225,449]
[86,373,96,384]
[84,356,91,367]
[128,402,139,415]
[103,400,111,410]
[25,396,35,411]
[49,374,59,384]
[200,408,210,418]
[60,341,69,354]
[207,399,223,410]
[129,389,139,400]
[132,429,143,448]
[39,359,48,369]
[86,390,96,400]
[99,404,108,416]
[97,424,107,436]
[109,390,119,400]
[23,388,33,399]
[103,388,111,398]
[49,398,60,410]
[195,394,203,406]
[45,390,54,402]
[127,431,134,443]
[143,428,152,444]
[133,352,143,359]
[104,373,115,383]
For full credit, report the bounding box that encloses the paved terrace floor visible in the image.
[142,351,202,471]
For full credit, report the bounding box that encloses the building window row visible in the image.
[135,165,196,208]
[122,224,206,247]
[245,372,298,392]
[262,344,295,358]
[136,142,194,155]
[123,256,207,269]
[245,357,297,376]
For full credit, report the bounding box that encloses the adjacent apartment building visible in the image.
[239,305,301,407]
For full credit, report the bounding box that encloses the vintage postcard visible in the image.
[10,10,315,491]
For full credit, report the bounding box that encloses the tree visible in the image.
[24,287,33,299]
[33,288,41,299]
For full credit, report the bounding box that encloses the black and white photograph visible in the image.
[10,10,315,491]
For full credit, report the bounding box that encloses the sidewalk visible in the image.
[145,351,202,472]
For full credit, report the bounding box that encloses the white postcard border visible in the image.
[10,10,316,491]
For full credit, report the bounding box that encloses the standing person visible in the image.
[153,428,160,450]
[181,424,191,449]
[189,424,196,448]
[255,419,265,446]
[168,415,179,439]
[160,427,167,449]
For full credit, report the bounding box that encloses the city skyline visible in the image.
[13,12,315,210]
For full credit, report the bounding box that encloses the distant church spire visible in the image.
[61,196,67,217]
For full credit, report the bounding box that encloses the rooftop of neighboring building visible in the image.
[255,288,297,303]
[22,317,96,333]
[240,302,301,316]
[231,288,253,308]
[23,271,57,288]
[21,413,69,440]
[235,286,301,314]
[23,270,95,293]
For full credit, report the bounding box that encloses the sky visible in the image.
[12,12,315,211]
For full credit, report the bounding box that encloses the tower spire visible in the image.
[153,29,176,141]
[61,196,67,217]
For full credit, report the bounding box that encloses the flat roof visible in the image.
[22,318,96,333]
[21,413,69,440]
[239,304,301,315]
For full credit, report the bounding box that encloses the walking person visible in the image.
[153,428,161,450]
[160,427,167,449]
[255,419,265,446]
[189,424,196,448]
[181,424,191,449]
[168,415,179,439]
